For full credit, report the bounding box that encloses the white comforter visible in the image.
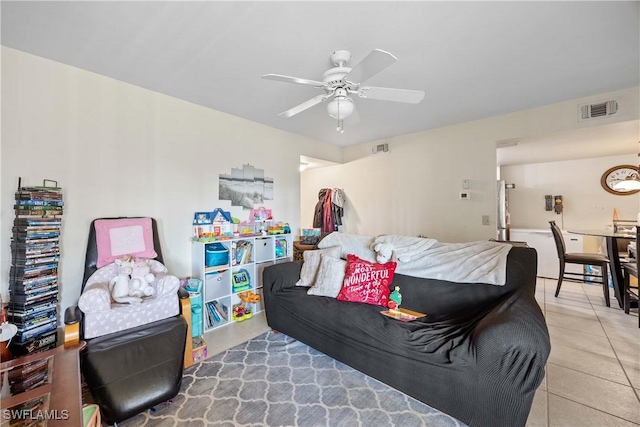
[319,233,511,286]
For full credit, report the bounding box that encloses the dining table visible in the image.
[567,229,637,309]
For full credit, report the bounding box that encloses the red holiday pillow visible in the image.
[337,254,397,306]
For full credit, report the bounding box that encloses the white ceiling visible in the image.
[2,1,639,157]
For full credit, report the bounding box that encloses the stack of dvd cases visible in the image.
[8,179,62,356]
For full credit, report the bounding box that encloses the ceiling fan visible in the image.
[262,49,425,133]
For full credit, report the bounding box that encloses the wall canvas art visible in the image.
[219,164,273,209]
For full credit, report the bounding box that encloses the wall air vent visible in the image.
[372,143,389,154]
[579,100,618,120]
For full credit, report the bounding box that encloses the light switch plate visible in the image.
[462,179,470,189]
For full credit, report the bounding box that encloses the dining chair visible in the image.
[549,221,611,307]
[622,227,639,327]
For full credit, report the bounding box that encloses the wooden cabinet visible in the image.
[510,228,584,279]
[0,342,85,426]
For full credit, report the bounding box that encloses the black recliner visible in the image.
[64,218,192,425]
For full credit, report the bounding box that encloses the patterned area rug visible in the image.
[120,331,464,426]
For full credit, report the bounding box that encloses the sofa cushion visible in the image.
[337,254,397,306]
[307,254,347,298]
[295,246,341,287]
[317,232,376,262]
[95,218,158,268]
[79,259,180,338]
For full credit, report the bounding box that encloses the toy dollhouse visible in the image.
[192,208,232,240]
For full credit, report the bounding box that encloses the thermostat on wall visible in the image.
[459,192,470,200]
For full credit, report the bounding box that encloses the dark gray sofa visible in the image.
[263,246,550,427]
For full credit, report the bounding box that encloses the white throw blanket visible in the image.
[319,233,511,286]
[374,235,511,286]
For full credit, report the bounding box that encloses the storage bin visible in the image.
[187,279,203,338]
[192,336,207,362]
[205,243,229,267]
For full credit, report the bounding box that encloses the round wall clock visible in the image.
[600,164,640,195]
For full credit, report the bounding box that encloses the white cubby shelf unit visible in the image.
[191,234,293,331]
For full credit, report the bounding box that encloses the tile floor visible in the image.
[526,277,639,427]
[202,278,640,426]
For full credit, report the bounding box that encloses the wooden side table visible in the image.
[293,241,316,261]
[1,342,86,426]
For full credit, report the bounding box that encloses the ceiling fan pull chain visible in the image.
[336,101,344,133]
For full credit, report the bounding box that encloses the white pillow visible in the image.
[295,246,341,287]
[307,254,347,298]
[317,232,377,263]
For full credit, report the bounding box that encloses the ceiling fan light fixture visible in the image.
[327,97,354,120]
[263,49,424,129]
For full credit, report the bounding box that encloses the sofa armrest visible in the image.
[262,261,303,294]
[64,305,83,347]
[78,282,112,313]
[154,273,180,297]
[473,292,549,360]
[64,305,82,325]
[470,291,550,426]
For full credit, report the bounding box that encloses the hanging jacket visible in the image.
[313,189,328,229]
[322,189,334,233]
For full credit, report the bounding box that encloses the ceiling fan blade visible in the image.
[279,93,331,118]
[262,74,324,87]
[344,49,397,84]
[358,86,425,104]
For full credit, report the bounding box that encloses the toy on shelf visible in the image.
[275,238,288,258]
[231,268,251,293]
[232,304,252,321]
[250,208,273,222]
[249,208,274,236]
[232,217,240,236]
[232,291,260,322]
[192,209,233,241]
[267,222,291,235]
[239,290,260,304]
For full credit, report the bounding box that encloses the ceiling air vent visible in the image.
[579,100,618,120]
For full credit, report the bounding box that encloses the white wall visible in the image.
[301,87,639,243]
[501,154,639,230]
[0,47,342,315]
[301,128,498,242]
[3,47,639,318]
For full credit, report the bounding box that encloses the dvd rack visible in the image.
[8,179,63,357]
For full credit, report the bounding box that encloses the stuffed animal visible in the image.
[371,242,397,264]
[130,258,155,298]
[109,257,142,304]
